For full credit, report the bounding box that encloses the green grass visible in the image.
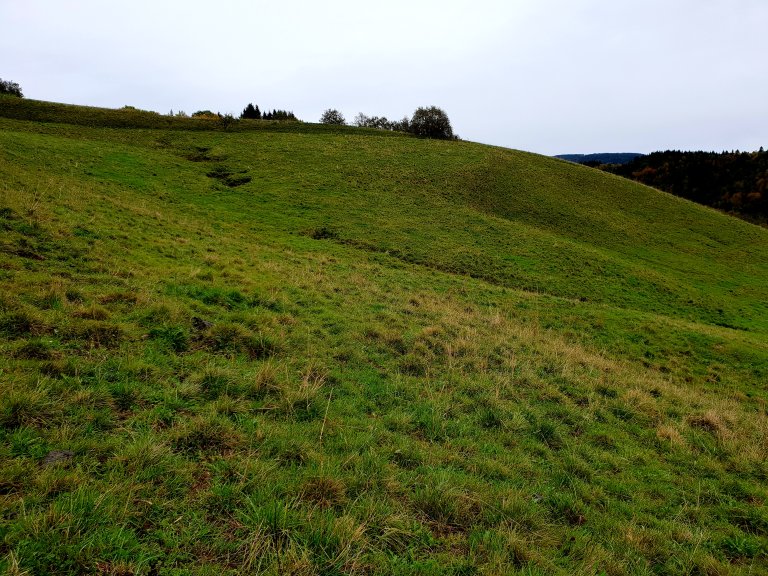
[1,96,767,575]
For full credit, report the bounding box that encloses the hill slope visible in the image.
[1,98,767,575]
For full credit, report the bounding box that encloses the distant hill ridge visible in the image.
[556,152,644,164]
[603,149,768,223]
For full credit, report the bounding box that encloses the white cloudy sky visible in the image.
[2,0,766,155]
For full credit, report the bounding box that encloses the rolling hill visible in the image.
[1,97,767,575]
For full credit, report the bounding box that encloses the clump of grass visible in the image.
[399,353,430,377]
[413,476,478,528]
[8,426,50,459]
[250,290,286,312]
[0,310,47,338]
[200,322,248,354]
[98,291,138,305]
[194,367,237,400]
[211,394,249,418]
[529,417,563,449]
[14,339,55,360]
[242,333,281,360]
[171,415,242,454]
[34,287,65,310]
[307,226,340,240]
[262,435,312,467]
[390,446,424,470]
[147,324,188,353]
[0,386,53,430]
[66,321,124,348]
[720,534,765,560]
[656,424,685,447]
[299,476,347,509]
[72,305,110,321]
[0,461,29,496]
[245,361,282,399]
[64,288,84,303]
[108,381,139,411]
[687,410,731,439]
[478,406,505,430]
[38,358,79,379]
[368,327,408,355]
[276,364,327,417]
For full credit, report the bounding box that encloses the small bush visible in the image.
[409,106,453,140]
[0,78,23,97]
[319,109,346,125]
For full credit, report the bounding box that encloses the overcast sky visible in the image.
[2,0,766,155]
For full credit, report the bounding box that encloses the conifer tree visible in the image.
[240,103,261,120]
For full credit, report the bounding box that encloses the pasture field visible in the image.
[1,97,767,575]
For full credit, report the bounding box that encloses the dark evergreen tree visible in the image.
[258,108,297,121]
[240,103,262,120]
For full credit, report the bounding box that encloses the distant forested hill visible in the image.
[556,152,643,165]
[603,149,768,223]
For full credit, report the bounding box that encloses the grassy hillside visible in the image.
[1,97,767,575]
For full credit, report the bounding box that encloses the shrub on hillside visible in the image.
[409,106,453,139]
[320,109,346,125]
[0,79,23,97]
[192,110,219,119]
[353,113,410,132]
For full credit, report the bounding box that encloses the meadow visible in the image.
[1,97,767,575]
